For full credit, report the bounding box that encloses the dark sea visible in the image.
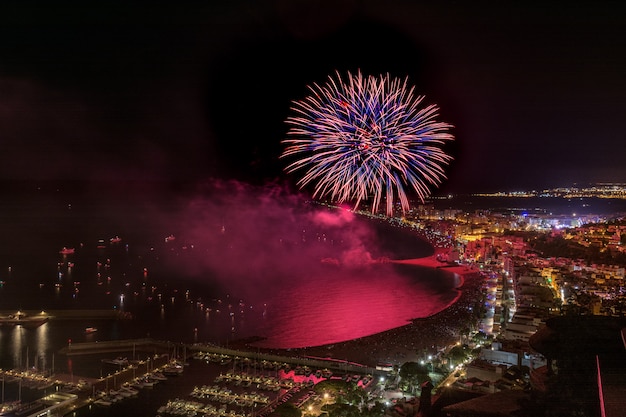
[430,194,626,218]
[1,183,624,416]
[0,182,458,416]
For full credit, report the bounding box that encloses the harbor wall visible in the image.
[0,309,127,320]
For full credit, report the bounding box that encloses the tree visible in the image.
[448,345,470,364]
[399,361,430,394]
[365,401,386,417]
[323,402,360,417]
[275,403,302,417]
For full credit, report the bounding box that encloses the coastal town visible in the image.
[0,189,625,417]
[363,188,626,417]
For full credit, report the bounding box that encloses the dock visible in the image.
[59,338,176,356]
[0,309,130,326]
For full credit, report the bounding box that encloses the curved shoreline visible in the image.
[241,219,482,367]
[252,260,483,368]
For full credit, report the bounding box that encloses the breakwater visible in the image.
[59,338,174,356]
[0,309,128,320]
[59,338,378,376]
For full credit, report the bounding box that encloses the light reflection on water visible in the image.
[255,264,458,348]
[10,326,25,369]
[0,191,461,376]
[0,259,457,375]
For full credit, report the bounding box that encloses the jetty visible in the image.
[59,338,174,356]
[0,309,128,321]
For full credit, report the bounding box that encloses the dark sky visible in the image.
[1,0,625,194]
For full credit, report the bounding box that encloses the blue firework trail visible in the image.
[281,70,454,216]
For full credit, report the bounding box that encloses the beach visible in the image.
[258,260,483,368]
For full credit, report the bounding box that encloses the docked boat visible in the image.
[59,247,75,255]
[93,398,112,407]
[0,401,21,416]
[162,362,184,376]
[101,357,129,366]
[111,388,132,398]
[143,379,158,387]
[120,385,139,396]
[129,380,145,389]
[14,401,45,416]
[149,371,168,381]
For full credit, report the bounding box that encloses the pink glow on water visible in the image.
[150,181,461,349]
[254,264,459,349]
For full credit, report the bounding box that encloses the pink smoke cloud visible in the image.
[148,180,414,303]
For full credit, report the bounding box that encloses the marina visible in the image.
[0,339,379,417]
[0,186,473,416]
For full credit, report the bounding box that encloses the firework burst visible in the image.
[281,70,454,216]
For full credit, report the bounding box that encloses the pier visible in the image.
[59,338,173,356]
[0,309,128,322]
[59,338,380,376]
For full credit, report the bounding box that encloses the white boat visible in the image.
[102,357,129,366]
[162,364,184,376]
[93,399,112,407]
[129,380,145,389]
[0,400,21,416]
[140,378,157,387]
[112,388,132,398]
[149,371,168,381]
[120,386,139,396]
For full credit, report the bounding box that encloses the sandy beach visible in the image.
[260,258,484,368]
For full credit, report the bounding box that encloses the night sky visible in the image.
[1,1,625,195]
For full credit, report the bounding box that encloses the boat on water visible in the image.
[84,327,98,334]
[13,401,45,417]
[149,371,168,381]
[162,362,184,376]
[120,385,139,396]
[59,247,75,255]
[101,357,129,366]
[139,377,158,387]
[0,401,21,416]
[93,398,112,407]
